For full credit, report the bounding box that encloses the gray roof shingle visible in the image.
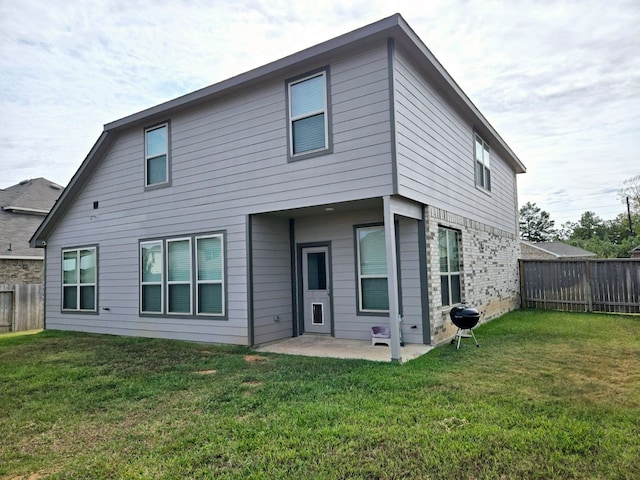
[0,178,64,257]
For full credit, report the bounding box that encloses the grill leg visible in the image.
[454,328,480,349]
[470,329,480,347]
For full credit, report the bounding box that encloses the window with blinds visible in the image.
[356,225,389,312]
[474,133,491,191]
[439,227,462,306]
[145,123,170,187]
[139,233,225,317]
[288,70,329,157]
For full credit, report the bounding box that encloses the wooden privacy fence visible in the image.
[519,259,640,314]
[0,284,44,332]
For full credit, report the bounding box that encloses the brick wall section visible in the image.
[425,206,521,345]
[0,259,44,284]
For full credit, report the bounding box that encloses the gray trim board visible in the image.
[387,37,399,195]
[289,219,298,337]
[247,215,254,346]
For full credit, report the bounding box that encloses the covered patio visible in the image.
[254,335,433,363]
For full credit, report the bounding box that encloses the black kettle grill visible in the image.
[449,306,481,349]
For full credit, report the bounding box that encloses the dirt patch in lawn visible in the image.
[244,355,268,363]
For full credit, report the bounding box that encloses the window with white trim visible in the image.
[439,227,461,306]
[288,70,329,157]
[62,246,97,312]
[356,225,389,312]
[140,233,225,317]
[140,241,163,313]
[474,133,491,191]
[167,238,192,314]
[145,123,169,187]
[196,235,224,315]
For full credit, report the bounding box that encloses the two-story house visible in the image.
[31,14,526,360]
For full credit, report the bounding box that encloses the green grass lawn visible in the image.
[1,310,638,479]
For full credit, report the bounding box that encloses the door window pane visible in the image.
[307,252,327,290]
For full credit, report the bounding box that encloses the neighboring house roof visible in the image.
[1,178,64,258]
[521,241,597,259]
[629,245,640,256]
[30,13,526,248]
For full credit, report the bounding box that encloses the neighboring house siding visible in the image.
[425,205,520,344]
[393,46,518,234]
[42,41,394,345]
[520,243,554,260]
[251,215,293,345]
[0,259,43,284]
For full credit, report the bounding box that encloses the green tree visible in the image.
[519,202,556,242]
[571,211,606,241]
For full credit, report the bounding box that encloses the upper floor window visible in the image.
[145,123,169,187]
[474,133,491,191]
[287,70,330,158]
[356,225,389,313]
[62,246,97,312]
[439,227,461,306]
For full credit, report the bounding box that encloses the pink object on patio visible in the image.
[371,326,391,347]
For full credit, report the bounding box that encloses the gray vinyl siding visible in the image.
[251,215,293,345]
[397,217,423,344]
[393,46,518,234]
[43,40,394,344]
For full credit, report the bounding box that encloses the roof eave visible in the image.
[104,13,403,133]
[30,131,113,248]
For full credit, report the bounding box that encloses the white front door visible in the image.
[302,246,331,334]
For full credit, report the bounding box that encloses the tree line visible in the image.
[519,174,640,258]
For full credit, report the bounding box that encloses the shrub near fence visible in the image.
[519,259,640,314]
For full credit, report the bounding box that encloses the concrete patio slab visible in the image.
[254,335,433,363]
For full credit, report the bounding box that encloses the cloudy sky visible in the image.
[1,0,638,225]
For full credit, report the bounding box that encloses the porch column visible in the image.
[383,195,402,362]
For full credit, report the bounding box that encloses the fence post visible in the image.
[518,259,525,308]
[584,260,593,312]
